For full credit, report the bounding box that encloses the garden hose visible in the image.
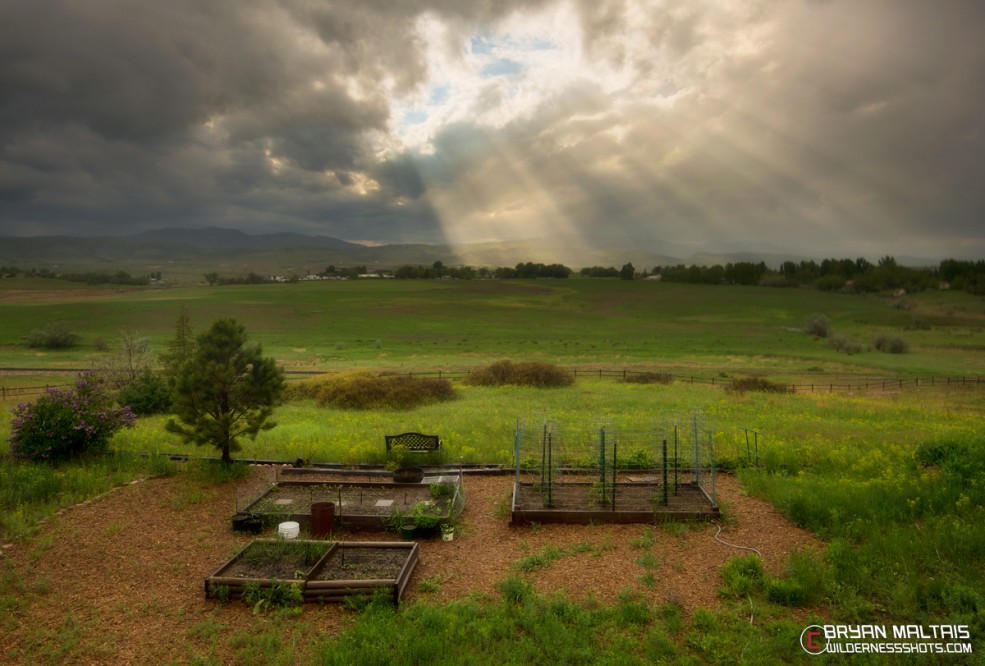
[709,520,763,559]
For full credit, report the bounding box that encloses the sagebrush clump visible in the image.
[829,334,863,355]
[725,377,791,394]
[24,322,81,349]
[874,334,909,354]
[803,314,832,338]
[288,371,456,410]
[621,372,672,385]
[465,360,574,388]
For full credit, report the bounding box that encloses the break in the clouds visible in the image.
[1,0,983,258]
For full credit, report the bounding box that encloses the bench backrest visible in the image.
[385,432,441,452]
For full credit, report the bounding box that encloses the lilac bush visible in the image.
[9,372,136,462]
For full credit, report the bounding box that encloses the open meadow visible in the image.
[1,278,984,663]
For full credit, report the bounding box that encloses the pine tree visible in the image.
[166,318,284,463]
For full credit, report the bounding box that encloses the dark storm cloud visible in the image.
[0,0,983,258]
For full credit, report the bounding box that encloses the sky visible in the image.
[1,0,983,259]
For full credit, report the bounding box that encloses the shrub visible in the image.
[466,360,574,388]
[815,275,847,292]
[726,377,791,394]
[874,334,909,354]
[829,334,863,355]
[621,372,672,385]
[9,372,136,462]
[313,372,457,410]
[283,374,331,401]
[24,322,80,349]
[803,314,831,338]
[117,370,172,415]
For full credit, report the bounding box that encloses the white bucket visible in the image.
[278,521,300,540]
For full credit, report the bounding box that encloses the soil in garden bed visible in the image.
[242,480,458,519]
[513,480,715,514]
[218,540,331,580]
[313,546,409,582]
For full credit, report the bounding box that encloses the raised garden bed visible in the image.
[204,539,331,599]
[511,479,719,525]
[205,540,419,605]
[233,474,464,534]
[305,541,419,604]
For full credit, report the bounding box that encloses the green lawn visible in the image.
[2,278,984,377]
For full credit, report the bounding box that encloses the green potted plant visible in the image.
[429,482,455,498]
[388,500,444,539]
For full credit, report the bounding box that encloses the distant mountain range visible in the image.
[0,226,939,277]
[128,227,360,251]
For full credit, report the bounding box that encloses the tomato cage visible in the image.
[510,415,720,525]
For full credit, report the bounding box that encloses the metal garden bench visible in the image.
[385,432,442,453]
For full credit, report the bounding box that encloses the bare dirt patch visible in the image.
[0,467,817,664]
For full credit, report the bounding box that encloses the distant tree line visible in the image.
[580,263,636,280]
[204,271,299,286]
[655,256,985,295]
[4,256,984,295]
[393,261,572,279]
[0,266,158,285]
[388,256,985,295]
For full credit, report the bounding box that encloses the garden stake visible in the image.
[611,432,617,511]
[662,440,668,506]
[599,426,607,508]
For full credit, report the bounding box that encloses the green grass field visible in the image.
[2,278,984,663]
[2,277,984,376]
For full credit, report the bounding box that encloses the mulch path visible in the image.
[0,467,818,665]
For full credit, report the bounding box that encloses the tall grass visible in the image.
[306,582,802,665]
[740,432,985,627]
[104,380,985,471]
[0,452,178,541]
